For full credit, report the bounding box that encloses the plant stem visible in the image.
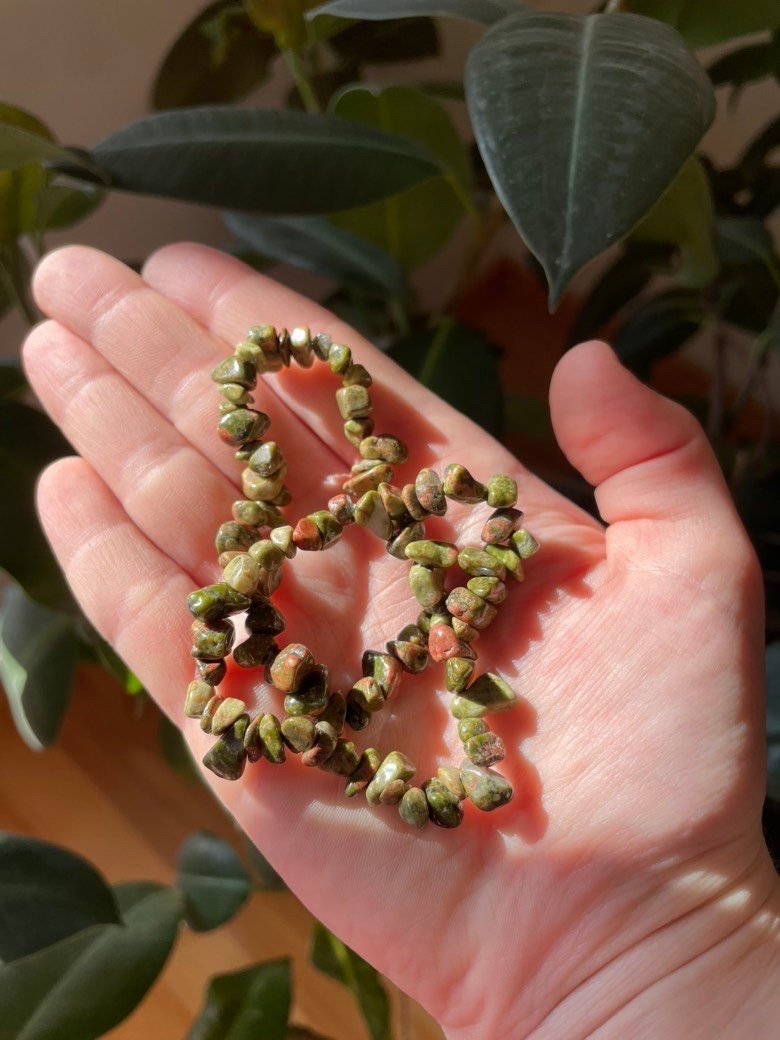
[605,0,624,11]
[282,48,321,113]
[0,242,38,326]
[418,316,454,387]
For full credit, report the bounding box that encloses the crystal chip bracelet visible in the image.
[184,324,540,829]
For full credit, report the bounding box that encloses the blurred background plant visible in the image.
[0,0,778,1036]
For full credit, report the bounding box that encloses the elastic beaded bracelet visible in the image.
[184,325,540,829]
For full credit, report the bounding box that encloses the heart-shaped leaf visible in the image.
[309,0,521,25]
[152,1,277,109]
[0,834,121,962]
[89,107,442,213]
[35,181,106,231]
[176,831,251,932]
[329,85,472,270]
[310,923,389,1040]
[465,9,715,306]
[0,585,79,750]
[626,0,780,49]
[0,400,75,609]
[613,288,705,376]
[0,884,182,1040]
[187,959,291,1040]
[224,211,406,296]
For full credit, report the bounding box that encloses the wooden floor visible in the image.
[0,667,443,1040]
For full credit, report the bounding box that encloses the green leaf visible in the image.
[310,923,390,1040]
[613,288,705,376]
[717,217,780,285]
[90,107,442,213]
[465,9,715,307]
[224,211,406,295]
[389,321,504,436]
[0,124,101,177]
[329,85,471,270]
[244,0,322,50]
[0,104,55,143]
[0,585,78,751]
[0,360,27,401]
[90,637,144,695]
[767,642,780,800]
[625,0,780,49]
[708,37,779,91]
[176,831,251,932]
[0,400,75,609]
[159,715,202,783]
[328,17,438,62]
[187,959,291,1040]
[0,834,121,962]
[309,0,520,25]
[152,2,276,109]
[631,157,718,288]
[35,181,105,232]
[0,885,182,1040]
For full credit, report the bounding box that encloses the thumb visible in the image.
[549,341,752,567]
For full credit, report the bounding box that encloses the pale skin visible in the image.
[23,243,779,1039]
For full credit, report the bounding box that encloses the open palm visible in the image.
[23,244,777,1040]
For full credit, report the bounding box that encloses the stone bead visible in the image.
[464,731,506,767]
[405,540,458,569]
[396,623,426,646]
[301,724,337,767]
[257,713,285,764]
[349,676,384,713]
[398,786,429,828]
[197,659,227,687]
[377,482,411,525]
[329,342,352,374]
[245,599,286,635]
[458,717,489,742]
[320,739,361,776]
[270,644,316,693]
[185,679,212,717]
[318,692,347,735]
[353,490,393,539]
[486,474,518,509]
[345,747,381,796]
[437,765,466,800]
[233,340,263,365]
[242,465,287,501]
[191,619,235,660]
[409,564,445,609]
[218,408,269,447]
[311,331,333,360]
[281,716,316,753]
[415,468,446,516]
[247,441,285,477]
[460,759,513,811]
[386,638,429,673]
[481,507,524,545]
[428,623,476,664]
[284,664,329,716]
[292,517,322,551]
[466,576,508,605]
[289,326,313,367]
[260,503,288,530]
[342,464,393,498]
[243,714,264,763]
[215,521,259,555]
[336,384,372,420]
[446,656,475,692]
[379,779,408,804]
[232,500,268,526]
[451,672,518,718]
[202,718,249,781]
[343,416,374,448]
[270,525,297,558]
[327,494,355,526]
[345,694,371,731]
[511,528,540,559]
[484,544,525,581]
[246,323,277,348]
[309,510,343,548]
[428,610,451,627]
[223,554,260,596]
[416,612,432,636]
[359,435,409,465]
[445,587,497,630]
[257,568,282,597]
[188,583,251,622]
[401,483,428,521]
[234,438,264,461]
[442,463,486,504]
[386,522,425,560]
[211,697,247,735]
[451,617,479,644]
[342,362,372,386]
[210,356,256,387]
[248,539,286,570]
[219,382,251,405]
[200,694,221,733]
[352,457,385,475]
[277,328,292,366]
[218,551,241,567]
[361,650,402,699]
[219,400,238,415]
[233,633,278,669]
[365,751,415,805]
[457,547,506,580]
[423,778,463,828]
[269,486,292,507]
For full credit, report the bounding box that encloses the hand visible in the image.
[23,244,779,1039]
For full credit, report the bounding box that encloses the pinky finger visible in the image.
[38,456,194,720]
